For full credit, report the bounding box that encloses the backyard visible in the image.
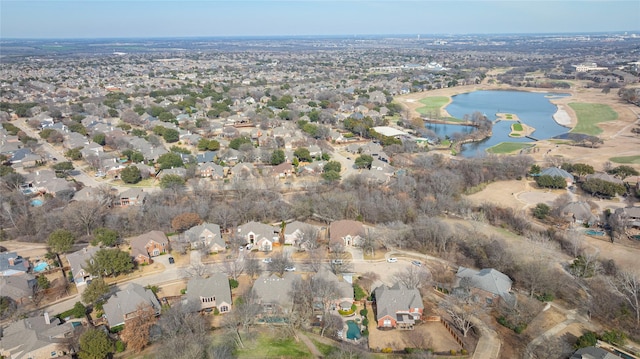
[234,331,313,358]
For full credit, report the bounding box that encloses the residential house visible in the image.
[313,268,354,311]
[329,220,365,247]
[231,162,257,180]
[157,167,187,179]
[308,145,322,158]
[0,252,30,276]
[196,151,217,164]
[128,230,169,264]
[0,273,36,304]
[198,162,224,179]
[72,186,102,203]
[615,206,640,228]
[22,170,75,197]
[0,314,77,359]
[66,246,100,287]
[9,148,41,168]
[237,221,278,251]
[270,162,293,178]
[116,188,146,207]
[561,201,599,226]
[455,267,514,305]
[282,221,316,246]
[184,223,225,253]
[185,272,232,313]
[540,167,575,187]
[570,346,623,359]
[374,283,424,330]
[102,283,161,328]
[586,172,625,186]
[252,272,301,315]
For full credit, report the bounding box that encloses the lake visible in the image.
[425,90,570,157]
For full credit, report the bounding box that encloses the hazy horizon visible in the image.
[2,1,639,39]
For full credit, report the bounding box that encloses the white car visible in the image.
[411,260,422,267]
[387,257,397,263]
[284,266,296,272]
[245,243,253,250]
[262,258,272,264]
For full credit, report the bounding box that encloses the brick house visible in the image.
[128,230,169,264]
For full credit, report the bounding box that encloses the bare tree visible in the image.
[220,257,244,280]
[440,299,476,338]
[528,337,573,359]
[155,301,210,358]
[328,242,351,274]
[183,261,211,278]
[267,252,293,276]
[392,266,432,289]
[120,304,156,353]
[607,271,640,326]
[222,291,261,349]
[64,201,106,236]
[244,253,262,280]
[307,247,325,273]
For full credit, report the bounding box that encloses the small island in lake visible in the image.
[496,113,535,138]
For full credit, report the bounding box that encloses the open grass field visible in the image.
[610,155,640,164]
[568,102,618,135]
[416,96,449,116]
[235,333,312,358]
[486,142,533,154]
[512,123,523,131]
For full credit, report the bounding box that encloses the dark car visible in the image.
[168,257,175,264]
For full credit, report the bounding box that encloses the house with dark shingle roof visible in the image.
[66,246,100,287]
[570,346,623,359]
[455,267,514,305]
[0,252,30,276]
[0,273,36,304]
[185,272,232,313]
[374,283,423,330]
[102,283,161,328]
[561,201,599,226]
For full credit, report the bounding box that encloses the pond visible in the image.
[425,90,570,157]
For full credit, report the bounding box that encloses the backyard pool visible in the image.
[346,320,361,340]
[585,229,605,236]
[30,199,43,207]
[33,262,49,272]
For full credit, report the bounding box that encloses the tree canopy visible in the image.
[229,136,252,150]
[93,227,119,247]
[270,149,286,165]
[156,152,184,170]
[85,248,134,277]
[197,138,220,151]
[48,229,76,253]
[121,166,142,184]
[78,328,114,359]
[354,154,374,169]
[160,174,186,189]
[81,277,110,304]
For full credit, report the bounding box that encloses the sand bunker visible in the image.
[553,105,572,127]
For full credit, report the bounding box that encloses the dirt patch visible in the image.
[524,306,567,339]
[368,321,463,353]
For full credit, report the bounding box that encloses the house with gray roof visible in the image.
[116,188,146,207]
[0,252,30,276]
[455,267,514,305]
[313,268,353,311]
[0,313,77,359]
[0,273,36,304]
[185,272,232,313]
[252,272,301,315]
[102,283,161,328]
[282,221,317,247]
[586,172,625,186]
[374,283,424,330]
[184,223,225,253]
[540,167,575,186]
[615,206,640,228]
[237,221,278,251]
[66,246,100,287]
[570,346,623,359]
[561,201,599,226]
[197,162,224,179]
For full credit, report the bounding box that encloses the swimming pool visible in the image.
[30,199,43,207]
[585,229,605,236]
[346,320,361,340]
[33,262,49,272]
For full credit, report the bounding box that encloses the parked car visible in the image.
[387,257,397,263]
[246,243,253,250]
[331,259,343,265]
[411,260,422,267]
[262,258,272,264]
[284,266,296,272]
[168,256,175,264]
[239,246,244,251]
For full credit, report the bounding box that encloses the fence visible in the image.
[440,318,464,349]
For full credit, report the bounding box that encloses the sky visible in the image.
[1,0,639,39]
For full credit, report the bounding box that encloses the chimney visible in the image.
[44,312,50,325]
[8,257,15,266]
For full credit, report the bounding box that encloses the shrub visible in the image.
[115,340,126,353]
[359,308,368,317]
[461,349,468,355]
[180,288,186,295]
[362,318,369,327]
[450,349,457,355]
[229,278,239,289]
[361,328,369,336]
[575,331,598,349]
[381,348,393,353]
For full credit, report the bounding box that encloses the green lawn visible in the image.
[512,123,523,131]
[311,339,337,356]
[568,102,618,135]
[235,334,312,358]
[610,155,640,165]
[416,96,449,116]
[486,142,533,154]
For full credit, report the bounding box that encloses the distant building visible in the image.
[573,63,608,72]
